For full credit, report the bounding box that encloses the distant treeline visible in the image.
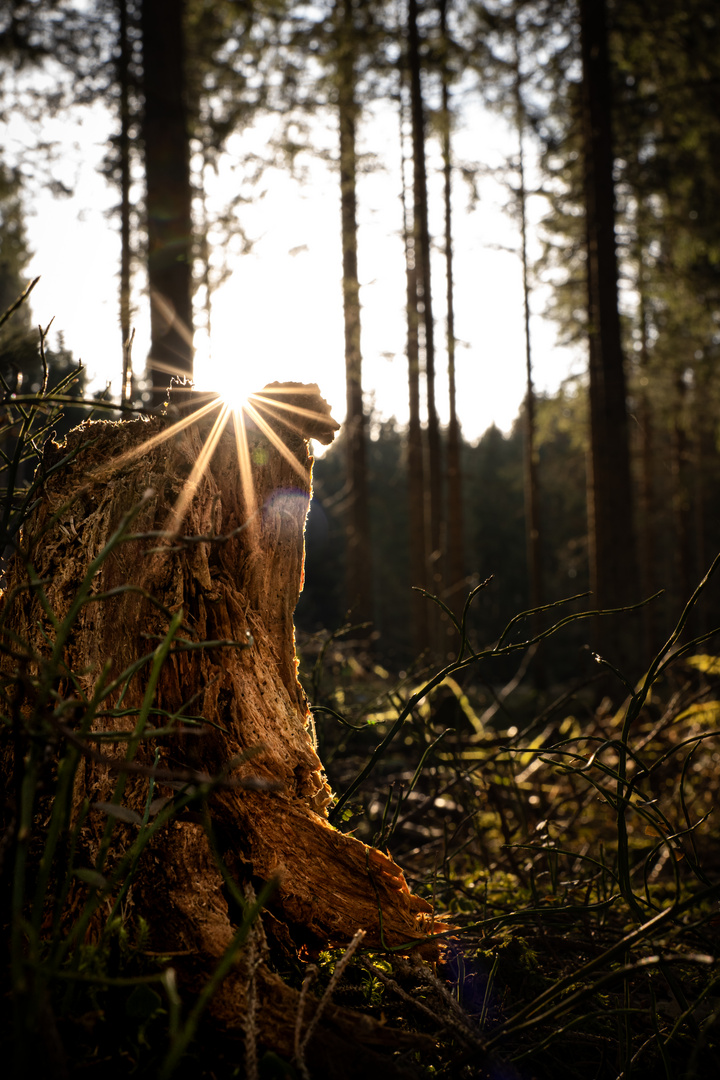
[298,389,720,680]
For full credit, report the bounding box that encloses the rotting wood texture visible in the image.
[0,383,442,1071]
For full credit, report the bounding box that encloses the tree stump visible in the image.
[1,385,440,1073]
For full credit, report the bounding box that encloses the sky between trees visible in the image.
[2,0,576,441]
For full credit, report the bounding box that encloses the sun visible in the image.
[193,361,264,414]
[218,371,266,412]
[190,333,268,412]
[89,359,339,552]
[161,381,337,537]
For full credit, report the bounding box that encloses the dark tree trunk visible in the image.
[337,0,373,625]
[196,155,216,382]
[407,0,443,619]
[118,0,133,405]
[634,252,661,654]
[139,0,194,404]
[439,0,464,636]
[579,0,638,655]
[671,372,693,609]
[400,78,429,653]
[513,34,544,682]
[691,377,714,635]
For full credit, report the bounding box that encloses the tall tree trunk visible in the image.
[671,371,693,609]
[400,79,429,654]
[407,0,443,619]
[337,0,373,625]
[691,372,713,635]
[198,155,215,363]
[139,0,194,404]
[118,0,133,405]
[579,0,638,656]
[513,29,544,681]
[634,242,660,654]
[439,0,464,634]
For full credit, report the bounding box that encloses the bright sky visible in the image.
[10,89,580,444]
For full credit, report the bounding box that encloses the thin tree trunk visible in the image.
[691,377,712,634]
[439,0,464,633]
[579,0,638,656]
[634,244,660,653]
[671,372,692,609]
[400,76,429,654]
[139,0,194,404]
[118,0,133,405]
[198,156,215,361]
[513,29,544,681]
[407,0,443,618]
[337,0,373,625]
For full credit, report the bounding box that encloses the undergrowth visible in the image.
[296,573,720,1079]
[1,293,719,1079]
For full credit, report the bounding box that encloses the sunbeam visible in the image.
[165,400,231,534]
[149,290,195,349]
[249,390,336,439]
[230,405,259,541]
[89,396,223,484]
[242,398,312,482]
[82,382,337,553]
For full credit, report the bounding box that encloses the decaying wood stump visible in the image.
[0,384,441,1072]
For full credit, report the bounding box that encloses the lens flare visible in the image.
[87,379,339,551]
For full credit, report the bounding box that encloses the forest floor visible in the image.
[4,627,720,1080]
[285,629,720,1080]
